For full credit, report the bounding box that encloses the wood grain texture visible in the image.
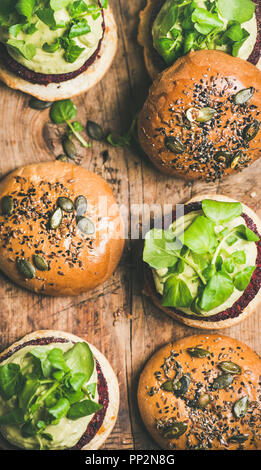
[0,0,260,450]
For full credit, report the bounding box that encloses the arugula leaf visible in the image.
[162,276,192,308]
[64,343,94,382]
[16,0,36,23]
[202,199,242,223]
[182,216,217,254]
[234,266,255,291]
[6,39,36,60]
[199,272,234,311]
[69,18,90,38]
[0,363,22,400]
[48,397,70,419]
[216,0,255,24]
[235,224,260,242]
[0,408,24,425]
[67,399,103,420]
[143,228,180,269]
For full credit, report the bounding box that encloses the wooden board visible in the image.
[0,0,260,450]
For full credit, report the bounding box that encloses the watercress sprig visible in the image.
[152,0,256,65]
[1,0,108,64]
[143,199,260,315]
[50,99,90,148]
[0,342,101,448]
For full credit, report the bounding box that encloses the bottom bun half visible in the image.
[143,194,261,330]
[0,7,117,101]
[0,330,119,450]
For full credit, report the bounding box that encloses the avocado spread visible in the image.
[0,342,100,450]
[143,200,259,318]
[0,1,104,74]
[152,0,257,65]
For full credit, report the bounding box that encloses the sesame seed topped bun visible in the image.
[0,162,124,296]
[138,50,261,182]
[138,334,261,450]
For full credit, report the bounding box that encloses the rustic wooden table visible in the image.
[0,0,260,450]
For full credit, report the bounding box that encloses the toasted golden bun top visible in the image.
[0,162,124,296]
[138,334,261,450]
[138,50,261,181]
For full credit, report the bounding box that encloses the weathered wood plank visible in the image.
[0,0,260,450]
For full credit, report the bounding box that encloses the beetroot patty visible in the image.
[0,336,109,449]
[0,11,105,85]
[144,201,261,322]
[248,0,261,66]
